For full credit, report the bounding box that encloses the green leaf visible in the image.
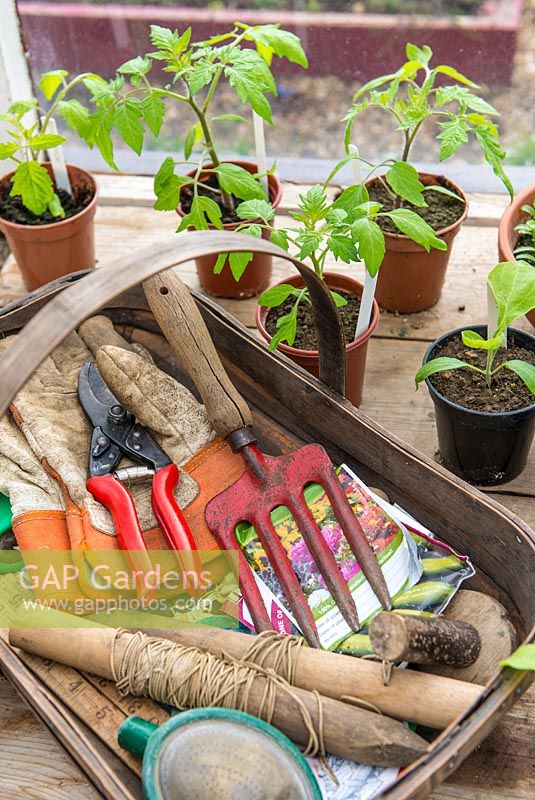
[464,94,499,116]
[488,261,535,329]
[38,69,68,101]
[115,101,144,155]
[212,114,249,123]
[154,157,187,211]
[351,217,386,277]
[296,230,323,260]
[473,126,513,200]
[502,360,535,395]
[299,185,328,222]
[10,161,55,215]
[184,123,202,160]
[90,112,117,169]
[150,25,190,57]
[47,192,64,218]
[215,163,265,200]
[0,142,18,160]
[501,644,535,670]
[188,62,215,96]
[229,250,253,281]
[327,235,359,264]
[386,162,427,208]
[57,99,90,140]
[461,329,505,351]
[423,184,464,203]
[213,252,228,275]
[8,99,37,117]
[259,283,296,307]
[415,357,468,386]
[270,228,289,251]
[245,25,308,68]
[236,198,275,223]
[119,57,151,78]
[332,184,369,215]
[386,208,448,252]
[176,195,222,232]
[225,49,276,124]
[28,133,66,151]
[406,43,432,65]
[434,65,477,87]
[269,307,297,350]
[438,117,470,160]
[142,94,165,137]
[331,290,348,308]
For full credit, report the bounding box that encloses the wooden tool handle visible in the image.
[144,270,252,438]
[369,612,481,667]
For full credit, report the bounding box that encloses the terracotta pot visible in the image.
[178,160,282,299]
[368,173,469,314]
[256,272,378,407]
[498,182,535,328]
[0,163,97,291]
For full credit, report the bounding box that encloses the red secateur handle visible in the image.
[87,474,154,600]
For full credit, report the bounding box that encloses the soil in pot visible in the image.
[0,182,94,226]
[180,174,244,225]
[430,335,535,413]
[368,179,466,233]
[265,289,361,350]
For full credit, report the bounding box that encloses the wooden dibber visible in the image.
[369,613,481,668]
[146,626,482,730]
[9,627,428,768]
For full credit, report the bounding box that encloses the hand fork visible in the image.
[144,270,391,648]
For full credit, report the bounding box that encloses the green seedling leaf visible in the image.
[236,198,275,223]
[332,184,369,214]
[259,284,296,307]
[501,644,535,670]
[211,114,249,123]
[423,184,464,203]
[327,235,359,264]
[461,329,505,351]
[153,157,191,211]
[386,162,427,208]
[10,161,55,216]
[118,56,152,77]
[229,250,253,281]
[0,142,18,160]
[502,360,535,395]
[438,117,470,160]
[299,185,328,222]
[351,217,385,277]
[142,94,165,137]
[213,252,228,275]
[184,123,202,160]
[8,99,37,117]
[115,100,144,155]
[385,208,447,252]
[57,99,91,139]
[270,228,289,251]
[245,25,308,68]
[415,356,468,386]
[331,291,348,308]
[488,260,535,329]
[188,62,215,96]
[216,163,265,200]
[38,69,68,101]
[225,49,276,124]
[434,65,477,87]
[28,133,66,151]
[47,192,64,218]
[405,43,432,65]
[269,307,297,350]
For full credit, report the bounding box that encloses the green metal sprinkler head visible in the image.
[119,708,323,800]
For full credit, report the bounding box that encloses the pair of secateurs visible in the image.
[78,361,199,591]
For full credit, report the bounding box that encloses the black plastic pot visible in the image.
[423,325,535,486]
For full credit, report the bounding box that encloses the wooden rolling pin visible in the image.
[9,627,427,768]
[145,626,482,730]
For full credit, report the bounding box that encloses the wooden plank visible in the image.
[94,174,509,226]
[0,672,102,800]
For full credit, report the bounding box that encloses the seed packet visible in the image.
[237,463,474,652]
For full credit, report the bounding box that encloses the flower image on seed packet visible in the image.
[235,465,422,650]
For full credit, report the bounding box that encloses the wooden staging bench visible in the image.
[0,175,533,800]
